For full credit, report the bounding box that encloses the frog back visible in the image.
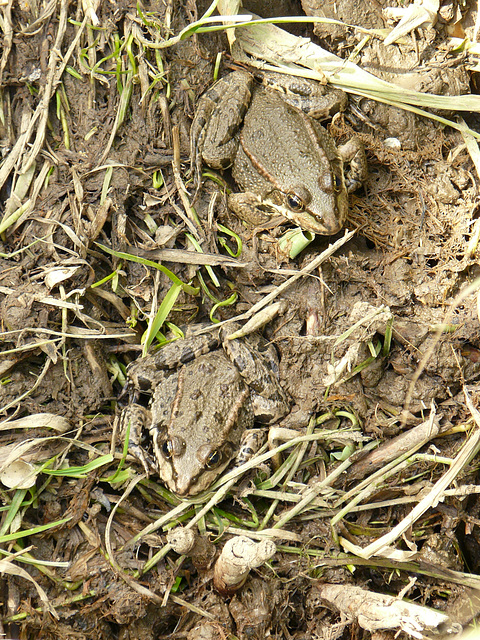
[233,89,347,236]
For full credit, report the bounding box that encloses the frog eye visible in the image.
[162,440,174,459]
[285,193,305,212]
[206,450,222,468]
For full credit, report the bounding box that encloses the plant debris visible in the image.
[2,0,480,638]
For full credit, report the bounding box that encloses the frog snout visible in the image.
[173,482,190,496]
[322,218,343,234]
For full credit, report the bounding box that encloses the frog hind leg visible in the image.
[223,336,290,424]
[235,429,267,466]
[190,70,254,193]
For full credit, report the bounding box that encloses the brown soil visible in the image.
[1,0,480,638]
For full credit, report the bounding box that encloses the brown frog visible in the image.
[191,70,366,235]
[118,326,290,496]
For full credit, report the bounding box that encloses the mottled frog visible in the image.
[118,327,290,496]
[191,70,366,235]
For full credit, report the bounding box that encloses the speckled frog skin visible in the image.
[118,326,290,496]
[191,70,366,235]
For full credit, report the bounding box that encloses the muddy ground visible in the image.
[2,0,480,638]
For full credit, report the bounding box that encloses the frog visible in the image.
[190,69,367,236]
[117,326,290,496]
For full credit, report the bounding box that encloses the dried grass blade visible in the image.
[342,387,480,559]
[0,558,59,618]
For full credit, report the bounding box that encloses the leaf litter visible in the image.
[1,0,480,638]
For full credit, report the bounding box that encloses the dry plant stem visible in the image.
[245,229,355,317]
[0,358,51,414]
[255,483,480,518]
[0,2,13,85]
[460,118,480,183]
[226,300,288,339]
[213,537,276,594]
[2,10,87,194]
[260,418,317,529]
[341,386,480,559]
[464,385,480,434]
[21,0,68,173]
[171,125,204,237]
[268,424,313,473]
[334,407,438,510]
[332,457,443,526]
[0,108,31,195]
[85,24,99,110]
[272,451,358,530]
[21,0,58,36]
[87,197,113,242]
[347,410,441,481]
[0,337,61,357]
[98,72,134,166]
[0,285,82,312]
[104,474,163,603]
[125,246,245,267]
[314,584,457,637]
[11,161,55,233]
[332,456,430,529]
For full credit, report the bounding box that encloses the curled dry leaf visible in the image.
[383,0,439,45]
[214,536,276,594]
[44,265,83,290]
[0,413,71,433]
[167,527,216,569]
[0,559,58,618]
[0,460,37,489]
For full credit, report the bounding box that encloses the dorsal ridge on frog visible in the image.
[191,69,366,236]
[118,325,290,496]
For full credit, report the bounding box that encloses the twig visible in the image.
[314,583,458,638]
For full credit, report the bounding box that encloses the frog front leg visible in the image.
[118,403,156,475]
[228,191,282,228]
[337,137,368,193]
[190,70,254,190]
